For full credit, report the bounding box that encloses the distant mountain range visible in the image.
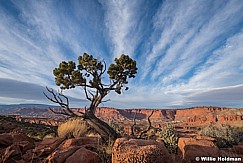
[0,104,61,117]
[0,104,60,109]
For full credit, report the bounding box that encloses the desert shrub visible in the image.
[43,133,56,139]
[58,118,90,139]
[147,128,156,140]
[199,124,239,148]
[108,119,124,136]
[159,123,178,153]
[233,126,243,142]
[38,132,47,139]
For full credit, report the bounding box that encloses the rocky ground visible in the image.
[0,132,243,163]
[1,106,243,162]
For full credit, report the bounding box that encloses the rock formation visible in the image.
[0,133,100,163]
[112,138,172,163]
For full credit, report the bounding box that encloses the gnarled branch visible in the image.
[130,110,154,139]
[131,110,137,138]
[84,85,92,101]
[43,87,82,117]
[138,110,154,138]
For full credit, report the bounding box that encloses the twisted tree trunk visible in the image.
[84,109,120,142]
[44,88,119,143]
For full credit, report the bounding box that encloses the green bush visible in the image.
[159,123,178,153]
[199,124,239,148]
[108,119,124,136]
[232,126,243,142]
[58,118,90,139]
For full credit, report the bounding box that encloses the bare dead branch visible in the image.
[88,90,95,99]
[76,83,93,88]
[101,99,110,103]
[43,91,57,104]
[44,87,80,117]
[84,86,92,101]
[138,110,154,139]
[49,107,68,116]
[58,92,70,106]
[57,95,63,104]
[131,110,137,138]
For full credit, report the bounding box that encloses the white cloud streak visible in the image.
[163,31,243,107]
[0,1,95,103]
[141,0,243,84]
[0,0,243,108]
[141,0,208,80]
[157,0,243,83]
[100,0,146,58]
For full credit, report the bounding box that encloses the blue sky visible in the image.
[0,0,243,109]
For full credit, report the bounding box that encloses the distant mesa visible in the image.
[1,104,242,128]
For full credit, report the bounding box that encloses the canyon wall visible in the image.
[13,106,243,127]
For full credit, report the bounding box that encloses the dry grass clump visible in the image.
[58,118,90,138]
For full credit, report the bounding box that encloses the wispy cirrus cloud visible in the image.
[100,0,153,58]
[164,31,243,107]
[0,0,108,104]
[0,0,107,86]
[156,0,243,84]
[141,0,243,84]
[141,0,211,80]
[0,0,243,108]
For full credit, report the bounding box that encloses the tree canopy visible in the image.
[45,53,138,142]
[53,53,137,95]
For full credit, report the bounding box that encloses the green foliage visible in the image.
[159,123,178,153]
[53,61,85,89]
[199,124,239,148]
[108,119,124,136]
[234,127,243,142]
[108,119,116,130]
[107,54,138,94]
[53,53,137,94]
[38,132,47,139]
[58,118,90,139]
[51,53,137,142]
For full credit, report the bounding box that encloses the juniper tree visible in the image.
[44,53,137,142]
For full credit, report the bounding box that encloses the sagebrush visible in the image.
[199,124,239,148]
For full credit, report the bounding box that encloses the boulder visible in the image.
[22,149,37,162]
[16,140,35,153]
[1,140,35,162]
[65,147,99,163]
[0,134,13,147]
[60,136,99,149]
[233,142,243,155]
[12,133,35,144]
[112,138,172,163]
[178,137,219,162]
[44,137,100,163]
[0,133,34,147]
[0,133,36,163]
[44,146,81,163]
[1,144,22,162]
[35,137,65,157]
